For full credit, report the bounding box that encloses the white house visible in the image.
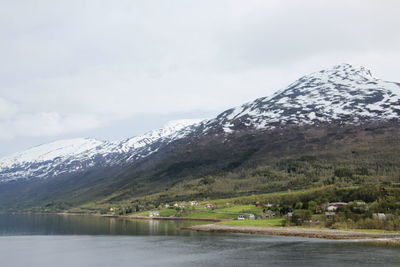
[327,202,347,211]
[190,201,199,206]
[149,211,160,217]
[327,206,338,212]
[372,213,386,220]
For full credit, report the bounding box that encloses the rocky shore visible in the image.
[183,224,400,241]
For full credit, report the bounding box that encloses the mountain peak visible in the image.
[205,64,400,134]
[307,63,374,81]
[163,119,205,130]
[330,63,370,74]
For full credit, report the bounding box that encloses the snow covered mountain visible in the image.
[201,63,400,133]
[1,63,399,184]
[0,119,204,182]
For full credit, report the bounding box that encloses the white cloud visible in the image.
[0,98,18,119]
[11,112,105,137]
[0,111,106,141]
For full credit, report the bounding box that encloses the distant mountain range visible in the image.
[1,63,399,210]
[0,119,203,182]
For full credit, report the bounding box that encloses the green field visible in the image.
[216,205,263,214]
[182,211,238,220]
[218,218,283,227]
[129,208,177,217]
[126,203,263,220]
[69,183,400,232]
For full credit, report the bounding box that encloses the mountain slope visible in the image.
[78,63,400,205]
[0,63,399,211]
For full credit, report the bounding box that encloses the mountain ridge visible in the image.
[0,63,399,210]
[199,63,400,134]
[0,119,204,182]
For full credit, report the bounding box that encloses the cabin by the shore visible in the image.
[149,211,160,217]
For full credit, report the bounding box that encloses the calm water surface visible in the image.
[0,213,398,267]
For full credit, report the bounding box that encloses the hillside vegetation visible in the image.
[85,122,400,208]
[3,121,398,213]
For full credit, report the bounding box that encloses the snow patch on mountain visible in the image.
[119,119,204,152]
[204,63,400,133]
[0,119,204,182]
[0,138,105,168]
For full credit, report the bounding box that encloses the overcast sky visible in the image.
[1,0,399,156]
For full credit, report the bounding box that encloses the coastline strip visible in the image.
[182,224,400,241]
[54,212,222,222]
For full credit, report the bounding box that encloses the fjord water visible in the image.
[0,214,398,267]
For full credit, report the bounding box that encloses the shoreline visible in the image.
[182,224,400,242]
[54,212,223,222]
[10,211,400,244]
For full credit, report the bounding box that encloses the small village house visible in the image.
[149,211,160,217]
[264,210,276,218]
[372,213,386,220]
[237,215,245,220]
[326,202,347,211]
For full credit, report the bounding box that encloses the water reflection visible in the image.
[0,213,207,236]
[0,214,399,266]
